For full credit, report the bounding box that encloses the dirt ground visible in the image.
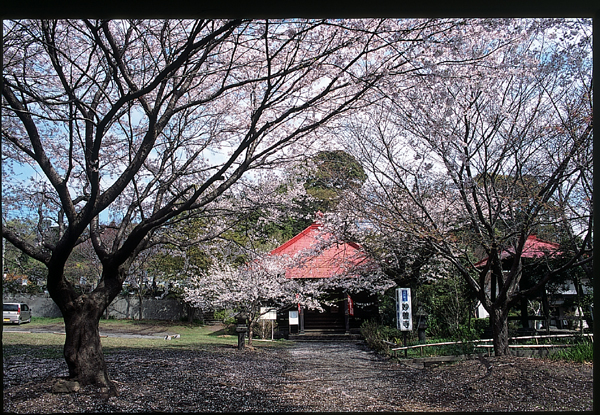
[2,332,594,412]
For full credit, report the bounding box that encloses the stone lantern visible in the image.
[235,313,248,349]
[415,307,428,343]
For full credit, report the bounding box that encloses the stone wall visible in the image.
[3,294,62,318]
[105,296,186,321]
[3,294,188,321]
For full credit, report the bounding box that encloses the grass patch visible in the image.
[387,339,482,359]
[549,341,593,363]
[102,325,240,352]
[2,317,290,358]
[29,316,65,325]
[23,317,206,331]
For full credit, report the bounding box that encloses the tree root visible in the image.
[477,354,493,376]
[52,378,81,394]
[51,377,119,397]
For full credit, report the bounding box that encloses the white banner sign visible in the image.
[396,288,412,331]
[289,310,299,325]
[259,307,277,320]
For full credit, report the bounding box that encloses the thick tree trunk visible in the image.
[61,297,118,395]
[138,292,143,320]
[186,303,197,323]
[47,262,122,396]
[491,306,510,356]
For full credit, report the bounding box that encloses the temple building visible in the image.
[474,235,592,333]
[270,215,380,338]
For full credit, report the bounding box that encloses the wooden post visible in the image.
[542,290,550,333]
[299,306,305,334]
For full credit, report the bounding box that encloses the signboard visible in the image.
[259,307,277,320]
[289,310,299,325]
[396,287,412,331]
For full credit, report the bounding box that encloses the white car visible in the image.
[3,303,32,325]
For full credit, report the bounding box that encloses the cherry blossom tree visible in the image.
[3,18,463,392]
[337,19,593,355]
[184,253,300,346]
[184,235,395,346]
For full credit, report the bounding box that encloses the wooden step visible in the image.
[289,332,363,341]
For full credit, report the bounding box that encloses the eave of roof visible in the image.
[474,235,562,268]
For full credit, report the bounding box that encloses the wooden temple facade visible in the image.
[270,218,378,338]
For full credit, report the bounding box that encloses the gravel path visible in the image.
[280,342,427,411]
[3,339,594,412]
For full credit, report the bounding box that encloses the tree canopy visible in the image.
[1,18,592,391]
[329,18,593,355]
[3,18,456,392]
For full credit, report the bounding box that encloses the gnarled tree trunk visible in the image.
[62,299,116,394]
[48,266,122,396]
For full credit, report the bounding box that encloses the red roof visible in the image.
[474,235,562,268]
[270,222,368,279]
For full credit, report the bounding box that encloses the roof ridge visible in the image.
[525,234,561,248]
[269,222,324,255]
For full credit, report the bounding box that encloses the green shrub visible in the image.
[471,318,489,337]
[361,320,417,355]
[213,309,236,325]
[360,321,394,355]
[179,316,204,325]
[417,276,480,339]
[550,340,593,363]
[362,319,495,358]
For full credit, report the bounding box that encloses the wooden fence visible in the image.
[388,333,593,357]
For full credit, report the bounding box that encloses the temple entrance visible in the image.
[269,216,383,340]
[304,304,345,333]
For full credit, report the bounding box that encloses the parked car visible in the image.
[3,303,32,325]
